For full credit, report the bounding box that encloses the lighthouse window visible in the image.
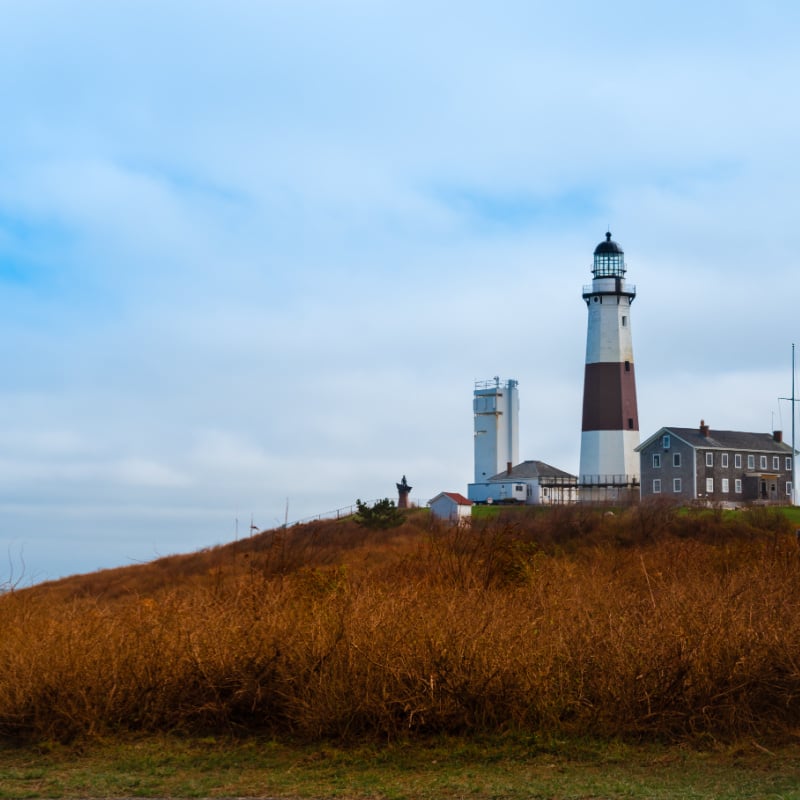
[621,316,627,327]
[624,361,630,372]
[628,418,634,429]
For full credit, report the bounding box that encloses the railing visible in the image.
[582,283,636,296]
[289,499,424,527]
[579,475,640,487]
[474,378,517,391]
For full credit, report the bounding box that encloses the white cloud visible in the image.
[0,1,799,581]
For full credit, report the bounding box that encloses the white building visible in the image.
[473,377,519,483]
[469,460,578,505]
[429,492,473,523]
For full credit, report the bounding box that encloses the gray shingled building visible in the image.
[636,420,794,505]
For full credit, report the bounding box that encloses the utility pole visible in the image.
[779,343,797,506]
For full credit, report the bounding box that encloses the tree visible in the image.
[354,498,404,530]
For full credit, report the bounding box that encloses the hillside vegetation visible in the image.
[1,502,800,745]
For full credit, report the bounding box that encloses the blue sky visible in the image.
[1,1,799,583]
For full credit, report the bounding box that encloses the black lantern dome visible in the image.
[592,232,625,278]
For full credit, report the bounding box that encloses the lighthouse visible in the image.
[579,232,640,492]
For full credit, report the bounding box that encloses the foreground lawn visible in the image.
[1,736,799,799]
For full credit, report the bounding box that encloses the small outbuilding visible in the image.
[429,491,473,523]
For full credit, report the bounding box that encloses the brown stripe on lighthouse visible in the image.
[581,362,639,432]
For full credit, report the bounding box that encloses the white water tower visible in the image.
[473,377,519,482]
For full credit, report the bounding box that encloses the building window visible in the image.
[628,418,634,429]
[760,455,767,470]
[787,457,793,471]
[773,456,780,470]
[625,360,630,372]
[652,453,661,468]
[652,479,661,493]
[706,478,714,493]
[721,478,729,493]
[622,316,627,327]
[748,455,755,470]
[735,453,742,469]
[721,453,728,468]
[673,452,681,467]
[663,435,671,449]
[788,482,794,497]
[673,478,682,493]
[735,478,742,494]
[705,452,714,467]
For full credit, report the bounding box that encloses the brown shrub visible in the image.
[1,508,799,744]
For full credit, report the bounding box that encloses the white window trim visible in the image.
[721,478,729,493]
[721,453,728,468]
[652,453,661,468]
[652,478,662,494]
[735,454,742,468]
[705,452,713,467]
[760,455,767,470]
[673,478,682,493]
[735,479,743,494]
[706,477,714,493]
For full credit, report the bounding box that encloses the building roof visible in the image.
[637,425,793,454]
[430,491,473,506]
[593,231,624,255]
[487,460,577,481]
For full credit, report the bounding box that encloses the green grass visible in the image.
[2,736,800,799]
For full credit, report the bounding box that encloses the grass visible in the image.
[2,735,800,799]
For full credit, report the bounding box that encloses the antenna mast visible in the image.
[781,343,798,506]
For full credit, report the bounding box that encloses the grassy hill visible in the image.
[2,502,800,746]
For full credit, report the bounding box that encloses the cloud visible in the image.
[0,2,799,581]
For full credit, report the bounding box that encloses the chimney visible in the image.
[699,419,710,437]
[774,430,783,443]
[507,461,513,476]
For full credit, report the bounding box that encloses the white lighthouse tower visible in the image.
[579,233,640,492]
[472,377,519,482]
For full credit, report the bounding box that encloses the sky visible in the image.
[1,0,799,583]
